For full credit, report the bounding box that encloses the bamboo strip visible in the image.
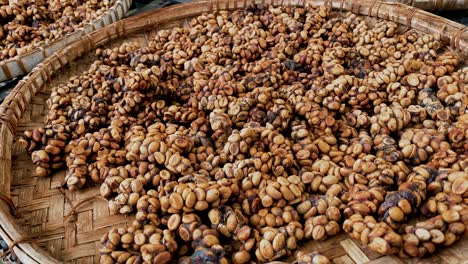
[0,203,60,264]
[384,0,468,10]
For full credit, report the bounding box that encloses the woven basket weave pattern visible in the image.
[386,0,468,10]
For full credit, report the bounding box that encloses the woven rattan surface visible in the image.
[384,0,468,11]
[0,0,467,263]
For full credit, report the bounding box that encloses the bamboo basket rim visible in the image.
[384,0,468,11]
[0,0,466,263]
[0,0,133,82]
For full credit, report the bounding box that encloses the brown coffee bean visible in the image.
[368,237,390,254]
[430,229,445,244]
[168,214,181,230]
[388,207,404,222]
[121,233,133,244]
[169,193,184,211]
[206,189,220,203]
[134,232,146,246]
[441,210,460,223]
[259,239,274,260]
[415,228,431,241]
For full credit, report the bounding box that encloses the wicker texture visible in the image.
[0,0,466,263]
[384,0,468,10]
[0,0,133,83]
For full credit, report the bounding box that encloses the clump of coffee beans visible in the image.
[0,0,117,60]
[20,4,467,263]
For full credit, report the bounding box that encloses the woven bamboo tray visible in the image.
[0,0,466,263]
[384,0,468,11]
[0,0,133,83]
